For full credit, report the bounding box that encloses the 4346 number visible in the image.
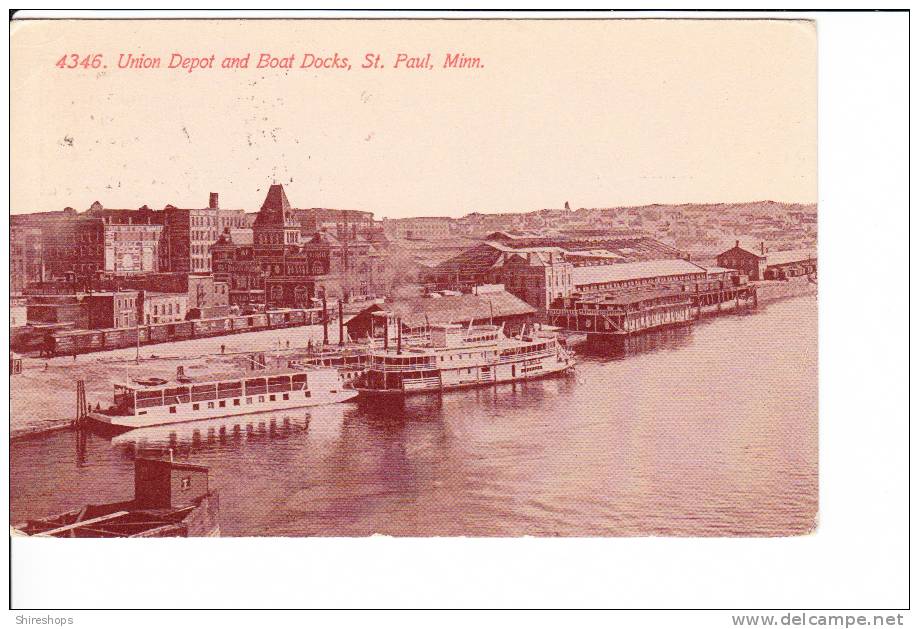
[55,54,103,69]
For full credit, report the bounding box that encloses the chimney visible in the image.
[735,240,739,248]
[209,192,219,209]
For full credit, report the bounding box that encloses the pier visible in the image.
[547,279,757,338]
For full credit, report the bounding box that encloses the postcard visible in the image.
[10,17,817,542]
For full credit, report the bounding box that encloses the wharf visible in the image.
[547,279,757,338]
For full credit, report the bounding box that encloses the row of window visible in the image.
[155,391,312,415]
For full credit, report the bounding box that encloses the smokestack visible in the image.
[735,240,739,248]
[760,241,765,255]
[384,315,389,350]
[338,299,344,347]
[322,295,328,345]
[209,192,219,209]
[396,317,402,355]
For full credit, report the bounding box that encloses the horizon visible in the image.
[11,20,816,219]
[9,192,817,220]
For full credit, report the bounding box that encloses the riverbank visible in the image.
[10,322,344,440]
[753,277,818,304]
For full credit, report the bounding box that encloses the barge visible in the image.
[13,458,219,538]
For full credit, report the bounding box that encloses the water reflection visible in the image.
[10,297,818,537]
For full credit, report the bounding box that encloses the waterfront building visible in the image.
[570,259,709,294]
[344,289,536,341]
[716,241,817,281]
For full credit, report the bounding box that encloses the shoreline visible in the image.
[9,289,816,442]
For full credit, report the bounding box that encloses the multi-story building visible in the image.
[26,290,139,329]
[488,246,574,313]
[41,217,105,281]
[382,216,454,240]
[212,184,388,308]
[10,222,45,292]
[140,291,188,325]
[85,205,166,275]
[292,208,375,239]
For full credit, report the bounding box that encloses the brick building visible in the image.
[383,216,454,240]
[85,204,166,274]
[41,217,105,281]
[716,242,817,281]
[212,184,388,308]
[140,292,188,325]
[10,222,44,292]
[26,290,139,329]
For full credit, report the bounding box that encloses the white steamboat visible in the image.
[86,365,356,432]
[356,323,574,396]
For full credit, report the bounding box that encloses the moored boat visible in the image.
[85,364,357,433]
[355,323,574,396]
[14,458,219,538]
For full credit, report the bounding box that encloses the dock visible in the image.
[547,278,757,339]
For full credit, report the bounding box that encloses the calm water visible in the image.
[10,296,817,537]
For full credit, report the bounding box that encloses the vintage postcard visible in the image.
[9,16,817,540]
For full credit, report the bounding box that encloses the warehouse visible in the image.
[570,259,708,294]
[344,289,536,341]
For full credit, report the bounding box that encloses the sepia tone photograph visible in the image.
[9,16,818,543]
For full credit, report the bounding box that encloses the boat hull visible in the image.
[357,356,574,397]
[86,389,357,432]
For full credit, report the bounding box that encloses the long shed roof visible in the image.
[349,291,535,329]
[571,259,706,287]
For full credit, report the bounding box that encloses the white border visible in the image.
[3,9,911,616]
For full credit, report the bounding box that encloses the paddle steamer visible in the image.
[356,323,574,395]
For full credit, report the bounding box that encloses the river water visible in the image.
[10,295,817,537]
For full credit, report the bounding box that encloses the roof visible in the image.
[573,286,690,306]
[571,259,706,287]
[350,291,535,329]
[136,458,209,473]
[765,248,816,267]
[260,184,291,211]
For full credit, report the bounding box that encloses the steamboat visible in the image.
[355,323,574,396]
[85,364,357,433]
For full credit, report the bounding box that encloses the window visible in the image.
[233,399,240,406]
[181,477,191,490]
[259,396,265,403]
[193,403,200,410]
[246,397,252,404]
[282,393,289,400]
[219,400,226,408]
[169,406,176,414]
[207,402,214,409]
[304,391,311,398]
[269,395,276,401]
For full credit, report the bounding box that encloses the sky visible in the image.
[10,19,816,218]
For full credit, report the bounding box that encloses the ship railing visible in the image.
[267,383,291,393]
[403,376,441,386]
[244,385,268,396]
[367,362,438,372]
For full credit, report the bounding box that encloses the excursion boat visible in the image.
[355,323,574,396]
[85,364,357,433]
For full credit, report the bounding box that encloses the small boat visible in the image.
[13,458,219,538]
[85,363,357,433]
[355,323,574,396]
